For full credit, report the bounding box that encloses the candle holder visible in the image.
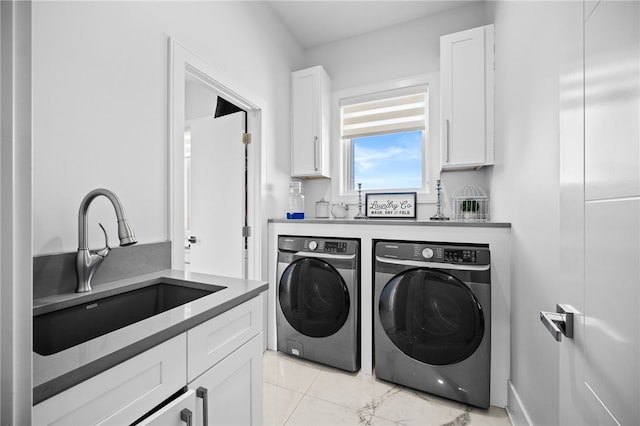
[354,183,367,219]
[430,179,450,221]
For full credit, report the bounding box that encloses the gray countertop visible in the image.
[33,270,268,404]
[268,218,511,228]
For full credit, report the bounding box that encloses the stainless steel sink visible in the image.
[33,280,225,356]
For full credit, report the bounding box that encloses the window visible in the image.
[340,89,428,193]
[352,131,423,190]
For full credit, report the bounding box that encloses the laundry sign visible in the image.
[365,192,416,219]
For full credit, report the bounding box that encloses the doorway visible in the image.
[169,39,264,280]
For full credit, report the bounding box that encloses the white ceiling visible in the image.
[266,0,477,49]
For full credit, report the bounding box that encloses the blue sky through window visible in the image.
[352,130,423,190]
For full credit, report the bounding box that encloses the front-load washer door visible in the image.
[379,268,484,365]
[279,257,350,338]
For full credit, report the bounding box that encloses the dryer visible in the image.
[276,236,360,372]
[374,240,491,408]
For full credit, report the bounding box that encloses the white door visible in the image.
[187,113,245,278]
[557,1,640,424]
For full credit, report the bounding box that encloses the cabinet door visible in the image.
[291,66,330,178]
[189,333,263,426]
[136,390,196,426]
[440,25,494,169]
[33,335,187,426]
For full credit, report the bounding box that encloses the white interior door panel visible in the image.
[188,113,244,278]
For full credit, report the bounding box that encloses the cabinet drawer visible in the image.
[136,390,196,426]
[33,334,187,426]
[187,296,262,382]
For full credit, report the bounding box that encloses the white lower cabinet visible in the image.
[33,295,264,426]
[187,295,263,425]
[189,334,263,426]
[32,334,187,426]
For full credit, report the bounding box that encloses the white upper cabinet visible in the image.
[440,24,495,170]
[291,66,331,178]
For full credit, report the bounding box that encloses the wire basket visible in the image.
[451,185,490,222]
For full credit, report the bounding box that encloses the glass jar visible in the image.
[315,198,330,218]
[331,203,349,218]
[287,181,305,219]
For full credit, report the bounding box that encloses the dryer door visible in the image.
[379,268,484,365]
[279,258,350,338]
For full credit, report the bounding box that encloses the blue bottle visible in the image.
[287,181,305,219]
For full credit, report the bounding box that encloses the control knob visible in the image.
[421,247,434,259]
[308,240,318,251]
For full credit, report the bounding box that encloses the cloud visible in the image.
[353,131,423,190]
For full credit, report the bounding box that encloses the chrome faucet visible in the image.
[76,188,137,292]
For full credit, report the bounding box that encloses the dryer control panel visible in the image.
[376,241,490,265]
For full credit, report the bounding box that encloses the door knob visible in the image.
[540,304,578,342]
[188,236,197,244]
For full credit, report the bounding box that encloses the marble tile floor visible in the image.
[263,350,512,426]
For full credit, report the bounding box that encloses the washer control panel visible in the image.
[305,240,349,253]
[442,249,478,263]
[421,248,434,259]
[278,236,358,255]
[323,241,349,253]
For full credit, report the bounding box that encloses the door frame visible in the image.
[1,0,33,422]
[168,38,266,280]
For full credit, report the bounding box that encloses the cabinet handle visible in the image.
[180,408,193,426]
[445,119,451,163]
[313,136,319,171]
[196,386,209,426]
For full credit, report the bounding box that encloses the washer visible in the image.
[276,236,360,372]
[374,240,491,408]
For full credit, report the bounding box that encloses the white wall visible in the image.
[299,2,494,219]
[32,1,304,255]
[305,2,491,91]
[488,1,562,424]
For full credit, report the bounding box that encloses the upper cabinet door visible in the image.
[440,25,495,170]
[291,66,331,178]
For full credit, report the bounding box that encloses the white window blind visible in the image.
[341,92,426,139]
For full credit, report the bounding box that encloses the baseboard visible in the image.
[507,380,533,426]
